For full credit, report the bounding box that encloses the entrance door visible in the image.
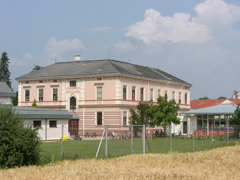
[183,122,187,134]
[69,119,79,135]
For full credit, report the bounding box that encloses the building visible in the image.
[16,58,192,136]
[0,82,72,140]
[0,82,15,104]
[182,99,240,135]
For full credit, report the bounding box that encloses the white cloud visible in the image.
[125,0,240,45]
[89,26,113,32]
[193,0,240,26]
[44,37,85,54]
[77,26,113,33]
[114,41,136,53]
[23,53,33,59]
[125,9,211,44]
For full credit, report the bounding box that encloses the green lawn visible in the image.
[39,134,238,165]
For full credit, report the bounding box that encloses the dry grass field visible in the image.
[1,145,240,180]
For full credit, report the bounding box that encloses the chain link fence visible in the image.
[39,125,240,165]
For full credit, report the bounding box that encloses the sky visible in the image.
[0,0,239,100]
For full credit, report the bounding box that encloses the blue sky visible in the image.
[0,0,239,100]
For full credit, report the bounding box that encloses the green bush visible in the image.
[0,104,41,168]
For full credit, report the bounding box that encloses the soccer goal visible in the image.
[96,125,145,158]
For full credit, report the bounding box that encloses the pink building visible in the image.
[16,58,192,137]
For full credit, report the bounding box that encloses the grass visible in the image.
[39,134,239,165]
[1,144,240,180]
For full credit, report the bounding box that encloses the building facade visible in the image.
[16,58,192,136]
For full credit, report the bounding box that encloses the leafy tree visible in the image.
[150,96,180,136]
[0,104,41,168]
[229,105,240,125]
[218,96,227,99]
[0,52,11,88]
[32,65,42,71]
[31,99,38,108]
[129,101,153,137]
[229,105,240,138]
[12,91,18,106]
[199,96,210,100]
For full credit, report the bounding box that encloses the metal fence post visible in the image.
[211,125,213,149]
[131,126,133,154]
[227,119,229,145]
[170,124,172,153]
[105,125,108,158]
[193,130,195,153]
[142,125,145,154]
[61,125,64,158]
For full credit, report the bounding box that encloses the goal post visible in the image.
[104,124,145,158]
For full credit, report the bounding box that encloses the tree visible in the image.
[229,105,240,125]
[31,99,38,108]
[0,52,11,89]
[12,91,18,106]
[199,96,210,100]
[129,101,154,137]
[150,96,180,135]
[218,96,227,99]
[0,104,41,168]
[32,65,42,71]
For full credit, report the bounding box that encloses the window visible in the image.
[123,85,127,100]
[39,89,43,101]
[165,90,168,100]
[70,97,76,112]
[140,88,144,101]
[172,91,175,100]
[150,89,153,101]
[97,77,102,80]
[185,93,188,105]
[49,121,57,127]
[25,90,30,101]
[53,79,57,83]
[179,92,182,104]
[97,86,102,100]
[132,86,136,100]
[97,112,102,125]
[33,120,41,128]
[70,80,76,87]
[53,88,58,101]
[39,80,43,83]
[25,81,29,84]
[158,89,161,98]
[123,111,127,125]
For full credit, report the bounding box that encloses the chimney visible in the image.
[75,55,81,61]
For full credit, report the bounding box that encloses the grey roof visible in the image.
[182,100,238,115]
[0,82,15,97]
[16,59,191,86]
[13,106,73,119]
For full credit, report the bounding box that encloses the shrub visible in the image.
[0,104,41,168]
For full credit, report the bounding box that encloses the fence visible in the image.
[39,125,240,165]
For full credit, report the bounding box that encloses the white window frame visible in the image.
[70,80,76,87]
[172,91,175,100]
[123,85,127,100]
[140,87,144,101]
[38,89,44,101]
[150,88,154,101]
[96,111,103,126]
[123,111,127,125]
[132,86,136,100]
[179,92,182,104]
[165,90,168,100]
[96,86,102,100]
[52,88,58,101]
[25,89,30,102]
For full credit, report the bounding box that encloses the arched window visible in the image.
[70,97,76,112]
